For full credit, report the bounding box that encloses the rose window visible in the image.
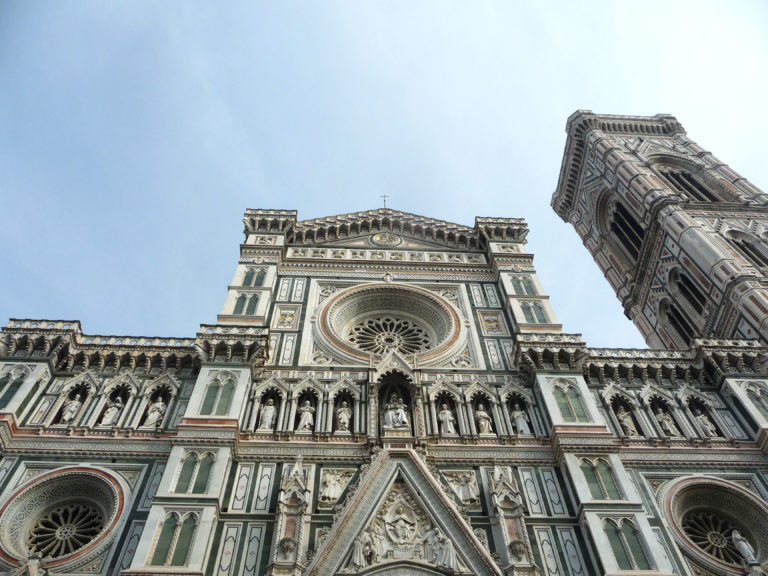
[682,511,741,565]
[346,316,432,355]
[27,503,105,559]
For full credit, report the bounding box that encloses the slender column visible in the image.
[429,400,438,436]
[249,397,262,430]
[456,401,468,436]
[491,402,505,436]
[277,397,287,432]
[465,400,478,436]
[324,394,333,433]
[502,401,515,436]
[354,398,361,434]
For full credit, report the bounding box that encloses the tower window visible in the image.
[677,273,706,315]
[580,458,622,499]
[553,384,588,422]
[732,235,768,268]
[658,168,719,202]
[604,519,652,571]
[667,304,694,346]
[150,513,197,566]
[610,203,645,261]
[512,276,535,295]
[521,302,547,323]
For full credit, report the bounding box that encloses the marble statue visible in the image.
[142,398,166,428]
[475,403,493,434]
[510,403,531,435]
[438,404,457,435]
[258,398,277,430]
[616,405,639,436]
[60,394,83,424]
[296,400,315,431]
[383,394,409,429]
[732,530,757,564]
[100,397,123,426]
[336,400,351,432]
[654,407,681,436]
[693,408,719,437]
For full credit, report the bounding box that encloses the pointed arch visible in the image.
[233,294,247,315]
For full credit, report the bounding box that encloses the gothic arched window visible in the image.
[243,269,255,286]
[245,294,259,315]
[200,378,235,416]
[580,458,621,499]
[674,271,707,315]
[253,269,266,286]
[233,294,247,315]
[660,300,695,348]
[174,452,214,495]
[747,387,768,420]
[521,302,547,324]
[657,167,720,202]
[0,371,24,409]
[553,384,588,422]
[728,231,768,269]
[512,276,535,295]
[610,203,645,261]
[604,519,652,571]
[150,513,197,566]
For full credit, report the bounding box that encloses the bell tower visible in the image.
[552,111,768,349]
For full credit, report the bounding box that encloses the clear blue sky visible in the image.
[1,1,767,348]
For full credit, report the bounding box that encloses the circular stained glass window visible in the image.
[27,503,105,559]
[347,316,432,355]
[682,511,741,565]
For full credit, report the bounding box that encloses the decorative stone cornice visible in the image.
[195,324,270,369]
[1,319,198,375]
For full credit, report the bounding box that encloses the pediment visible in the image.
[310,233,467,252]
[305,450,501,576]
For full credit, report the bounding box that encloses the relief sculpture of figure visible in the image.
[475,403,493,435]
[654,407,681,436]
[510,403,531,435]
[296,400,315,432]
[258,398,277,431]
[60,394,83,424]
[336,400,352,432]
[616,405,640,437]
[693,408,719,437]
[383,394,409,429]
[438,404,457,435]
[100,396,124,427]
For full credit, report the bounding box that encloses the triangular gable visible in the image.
[306,449,502,575]
[372,350,415,382]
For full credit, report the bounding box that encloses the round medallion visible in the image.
[370,232,401,247]
[27,504,105,558]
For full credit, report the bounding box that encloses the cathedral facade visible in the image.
[1,112,768,576]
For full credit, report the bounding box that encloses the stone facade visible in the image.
[0,114,767,576]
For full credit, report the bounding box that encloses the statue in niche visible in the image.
[383,394,409,429]
[100,396,124,426]
[335,400,352,432]
[438,404,457,435]
[732,530,757,564]
[258,398,277,430]
[510,402,531,435]
[368,524,387,560]
[142,397,167,428]
[446,471,480,504]
[615,405,640,437]
[693,407,719,437]
[475,403,493,434]
[654,406,681,436]
[60,393,83,424]
[386,505,416,544]
[296,400,315,432]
